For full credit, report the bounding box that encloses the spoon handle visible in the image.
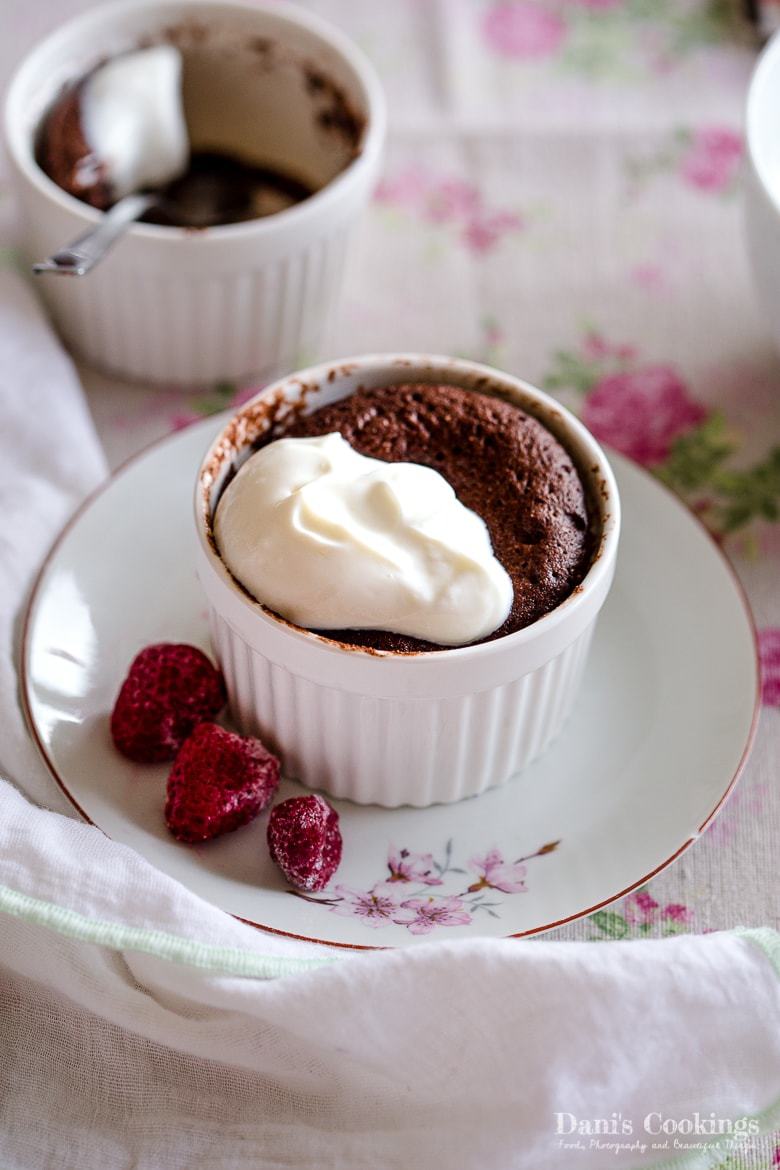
[32,193,156,277]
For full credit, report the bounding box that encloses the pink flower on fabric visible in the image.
[386,847,443,885]
[375,168,521,253]
[623,890,659,925]
[484,319,505,346]
[758,629,780,707]
[582,365,706,466]
[395,895,473,935]
[231,383,265,408]
[663,903,692,924]
[374,168,430,211]
[169,412,198,432]
[561,0,622,7]
[462,210,524,253]
[679,128,743,194]
[468,848,527,894]
[481,2,567,60]
[424,179,482,224]
[329,884,403,928]
[583,331,611,360]
[629,263,665,291]
[582,331,636,361]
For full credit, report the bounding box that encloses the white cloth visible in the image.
[0,269,107,813]
[2,787,780,1169]
[0,270,779,1169]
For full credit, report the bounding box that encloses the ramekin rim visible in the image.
[746,30,780,215]
[3,0,387,244]
[194,352,621,664]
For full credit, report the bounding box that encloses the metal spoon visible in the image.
[32,156,303,278]
[32,193,157,277]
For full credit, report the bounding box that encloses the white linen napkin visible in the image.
[0,267,779,1169]
[0,267,107,812]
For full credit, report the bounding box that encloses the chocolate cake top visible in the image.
[282,382,594,653]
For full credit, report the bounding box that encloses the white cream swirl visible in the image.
[215,433,513,646]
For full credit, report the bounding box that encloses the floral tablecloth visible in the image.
[2,0,779,1162]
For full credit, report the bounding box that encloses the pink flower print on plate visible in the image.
[758,629,780,707]
[481,2,567,60]
[328,884,404,928]
[467,848,527,894]
[387,846,443,885]
[298,837,557,933]
[583,365,707,467]
[394,895,473,935]
[679,128,743,194]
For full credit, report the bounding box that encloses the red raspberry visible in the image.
[165,722,280,844]
[111,643,227,763]
[267,795,342,892]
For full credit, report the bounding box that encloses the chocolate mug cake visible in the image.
[195,354,620,806]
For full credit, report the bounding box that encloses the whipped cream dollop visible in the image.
[215,433,514,646]
[81,45,188,199]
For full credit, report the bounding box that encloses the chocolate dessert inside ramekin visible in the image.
[273,382,595,653]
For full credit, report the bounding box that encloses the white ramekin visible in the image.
[745,31,780,353]
[195,354,621,807]
[4,0,385,386]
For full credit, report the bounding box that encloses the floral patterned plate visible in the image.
[22,416,759,948]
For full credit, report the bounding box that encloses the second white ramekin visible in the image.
[4,0,385,385]
[745,31,780,354]
[195,354,621,807]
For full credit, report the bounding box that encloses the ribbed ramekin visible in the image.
[195,354,621,807]
[745,31,780,354]
[4,0,385,386]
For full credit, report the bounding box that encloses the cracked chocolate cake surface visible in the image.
[280,382,594,653]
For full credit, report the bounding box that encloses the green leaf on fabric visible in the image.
[657,411,735,492]
[192,381,238,417]
[713,447,780,533]
[542,350,599,395]
[668,0,743,54]
[589,911,630,939]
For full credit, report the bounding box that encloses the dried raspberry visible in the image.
[111,643,227,763]
[267,795,342,891]
[165,722,280,844]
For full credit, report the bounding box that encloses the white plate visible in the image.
[22,416,759,948]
